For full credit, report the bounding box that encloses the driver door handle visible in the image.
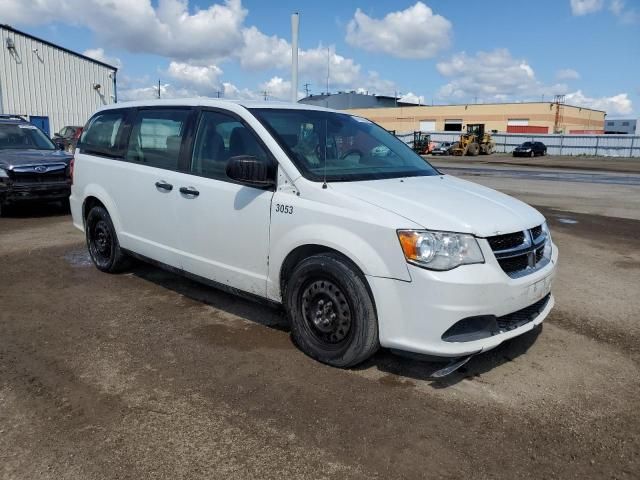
[155,181,173,191]
[179,186,200,197]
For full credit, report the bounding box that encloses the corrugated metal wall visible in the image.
[0,26,116,135]
[397,131,640,157]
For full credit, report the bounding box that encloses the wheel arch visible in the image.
[279,243,380,322]
[79,185,123,234]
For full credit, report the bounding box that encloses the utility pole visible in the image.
[303,82,311,97]
[262,90,269,101]
[326,47,330,95]
[157,79,161,99]
[291,12,299,103]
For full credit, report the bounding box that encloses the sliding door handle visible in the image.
[155,181,173,191]
[179,186,200,197]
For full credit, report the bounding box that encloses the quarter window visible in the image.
[190,110,270,180]
[126,109,190,170]
[81,111,126,157]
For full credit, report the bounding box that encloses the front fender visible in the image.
[267,222,412,302]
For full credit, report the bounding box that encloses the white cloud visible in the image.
[565,90,633,114]
[259,77,294,101]
[345,2,452,59]
[1,0,247,62]
[82,48,122,69]
[399,92,425,105]
[238,26,290,70]
[556,68,581,80]
[166,62,223,94]
[608,0,639,23]
[1,0,405,103]
[570,0,604,15]
[436,49,567,101]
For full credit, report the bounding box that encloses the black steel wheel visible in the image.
[301,279,353,346]
[285,253,379,367]
[85,205,130,273]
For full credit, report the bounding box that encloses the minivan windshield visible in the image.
[0,123,56,150]
[251,108,439,182]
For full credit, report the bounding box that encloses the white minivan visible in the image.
[70,99,557,368]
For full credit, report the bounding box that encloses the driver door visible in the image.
[172,109,276,297]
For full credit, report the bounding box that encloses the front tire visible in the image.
[285,253,379,367]
[85,206,131,273]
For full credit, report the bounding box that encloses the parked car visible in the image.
[71,100,557,370]
[0,115,73,216]
[513,141,547,157]
[53,125,83,152]
[431,141,455,156]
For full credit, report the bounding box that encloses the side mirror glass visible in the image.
[54,133,62,138]
[226,155,273,187]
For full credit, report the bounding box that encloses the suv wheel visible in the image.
[285,253,379,367]
[86,206,130,273]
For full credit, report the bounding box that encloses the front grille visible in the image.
[487,231,525,251]
[531,225,543,239]
[498,255,529,273]
[486,225,549,278]
[11,172,68,183]
[9,164,68,184]
[496,294,550,331]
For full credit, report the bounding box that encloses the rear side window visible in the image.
[126,109,190,170]
[80,111,126,157]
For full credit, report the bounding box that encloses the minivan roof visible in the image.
[96,98,341,114]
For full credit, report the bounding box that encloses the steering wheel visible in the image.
[340,148,364,160]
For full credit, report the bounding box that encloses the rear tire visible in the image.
[285,253,379,367]
[0,201,11,218]
[85,206,131,273]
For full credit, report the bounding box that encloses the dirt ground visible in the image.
[1,168,639,479]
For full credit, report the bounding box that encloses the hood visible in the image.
[0,149,72,169]
[328,175,544,237]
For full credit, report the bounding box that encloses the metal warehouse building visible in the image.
[0,25,117,136]
[346,101,605,135]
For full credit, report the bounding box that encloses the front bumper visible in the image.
[0,182,71,202]
[367,242,558,357]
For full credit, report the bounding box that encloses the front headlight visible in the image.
[397,230,485,271]
[0,169,8,178]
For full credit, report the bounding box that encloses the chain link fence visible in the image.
[395,131,640,157]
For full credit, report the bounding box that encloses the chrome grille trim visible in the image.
[486,225,549,278]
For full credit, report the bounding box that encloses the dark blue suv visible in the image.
[0,115,73,216]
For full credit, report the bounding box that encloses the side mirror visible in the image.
[226,155,274,187]
[53,133,62,138]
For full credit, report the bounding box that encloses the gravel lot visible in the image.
[1,162,639,479]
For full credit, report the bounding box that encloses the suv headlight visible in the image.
[0,169,8,178]
[397,230,485,271]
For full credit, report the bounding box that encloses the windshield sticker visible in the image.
[18,124,37,129]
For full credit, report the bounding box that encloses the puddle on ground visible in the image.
[557,218,578,224]
[64,249,92,267]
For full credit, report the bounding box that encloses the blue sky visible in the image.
[3,0,639,116]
